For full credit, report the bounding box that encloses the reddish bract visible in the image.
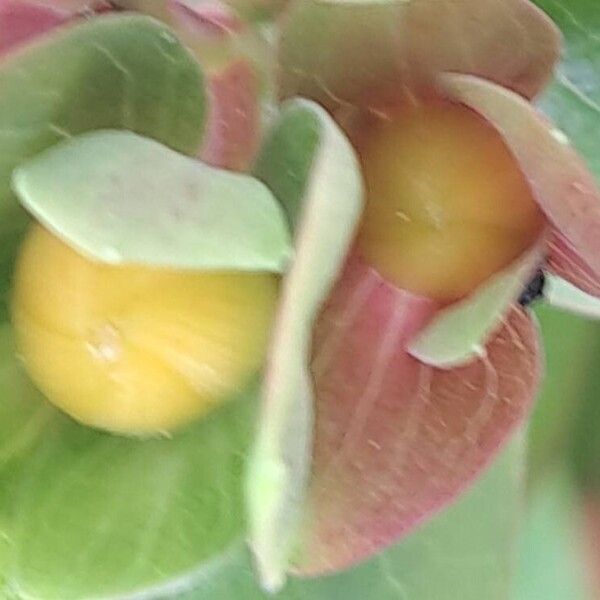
[200,58,260,171]
[0,0,112,56]
[170,0,262,170]
[294,256,540,574]
[548,233,600,298]
[0,1,70,54]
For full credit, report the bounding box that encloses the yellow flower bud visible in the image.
[357,101,545,301]
[12,224,278,435]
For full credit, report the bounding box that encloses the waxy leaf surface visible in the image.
[247,99,363,591]
[14,130,291,273]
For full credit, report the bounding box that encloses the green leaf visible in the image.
[14,130,291,273]
[247,99,363,591]
[534,0,600,178]
[0,321,259,598]
[568,333,600,494]
[528,304,600,480]
[0,13,206,315]
[515,467,589,600]
[178,432,526,599]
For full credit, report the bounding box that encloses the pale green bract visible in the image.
[13,131,292,273]
[544,274,600,319]
[408,236,547,368]
[246,99,363,592]
[0,12,271,599]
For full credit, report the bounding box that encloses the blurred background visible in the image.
[517,2,600,598]
[516,305,600,600]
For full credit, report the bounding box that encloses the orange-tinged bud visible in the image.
[12,225,278,435]
[357,101,544,301]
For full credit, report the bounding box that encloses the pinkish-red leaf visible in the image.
[170,0,243,38]
[0,1,111,56]
[169,0,262,170]
[294,256,541,576]
[440,73,600,299]
[200,58,260,171]
[548,232,600,298]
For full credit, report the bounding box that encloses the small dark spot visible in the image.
[519,269,546,307]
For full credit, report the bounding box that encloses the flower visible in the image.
[1,0,599,597]
[248,0,600,588]
[0,2,285,596]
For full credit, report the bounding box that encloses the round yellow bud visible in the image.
[357,101,544,301]
[12,224,278,435]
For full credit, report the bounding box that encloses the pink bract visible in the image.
[271,0,600,579]
[292,257,540,574]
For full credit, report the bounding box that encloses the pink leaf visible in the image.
[0,1,69,54]
[548,232,600,298]
[170,0,242,38]
[169,0,261,170]
[440,73,600,299]
[294,256,541,575]
[0,1,111,56]
[200,58,260,171]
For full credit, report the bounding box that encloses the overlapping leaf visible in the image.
[0,328,259,599]
[13,130,291,273]
[290,257,540,575]
[279,0,560,110]
[247,98,363,591]
[440,73,600,298]
[175,434,525,600]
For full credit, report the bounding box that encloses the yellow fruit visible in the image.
[12,224,278,435]
[356,100,544,301]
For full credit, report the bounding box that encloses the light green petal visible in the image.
[247,99,363,591]
[545,274,600,320]
[14,131,291,273]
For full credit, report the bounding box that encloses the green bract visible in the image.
[13,131,291,273]
[248,99,363,591]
